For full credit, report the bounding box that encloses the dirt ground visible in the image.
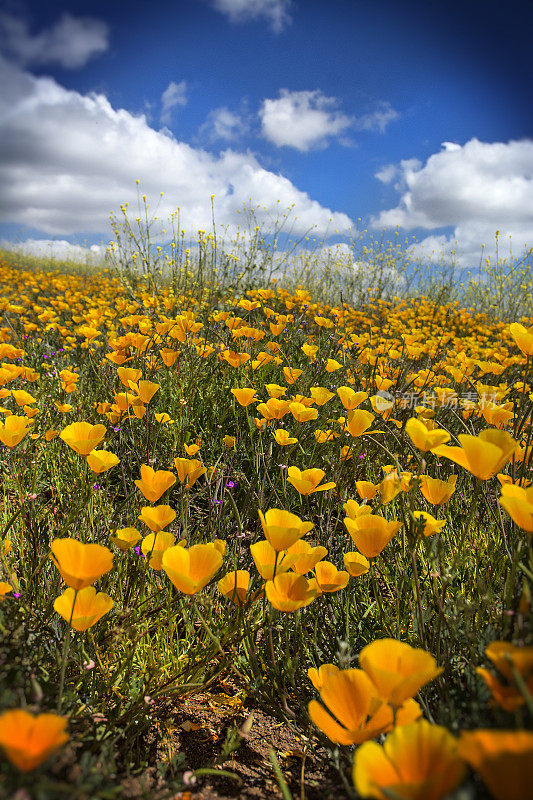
[121,688,350,800]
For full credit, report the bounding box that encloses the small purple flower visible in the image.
[14,592,21,599]
[93,483,101,490]
[225,481,235,489]
[134,546,141,555]
[213,499,223,505]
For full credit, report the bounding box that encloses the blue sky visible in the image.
[1,0,532,266]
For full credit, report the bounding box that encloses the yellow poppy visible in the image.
[110,528,141,551]
[162,543,223,594]
[141,531,175,570]
[134,464,176,503]
[412,511,446,537]
[265,572,317,612]
[50,538,113,590]
[343,552,370,577]
[217,570,251,604]
[359,638,443,706]
[231,388,258,406]
[250,540,296,579]
[353,720,466,800]
[86,450,120,474]
[59,421,106,456]
[173,457,207,488]
[138,505,176,533]
[499,483,533,532]
[0,415,32,447]
[308,668,420,746]
[418,474,457,505]
[433,429,518,480]
[258,508,314,551]
[458,730,533,800]
[0,709,68,772]
[54,586,113,631]
[344,515,400,558]
[287,466,336,496]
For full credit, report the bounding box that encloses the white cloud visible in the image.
[207,0,292,33]
[260,89,354,151]
[199,106,248,142]
[0,57,352,239]
[375,164,398,184]
[353,102,398,133]
[1,238,105,262]
[260,90,397,151]
[160,80,187,125]
[373,138,533,265]
[0,12,109,68]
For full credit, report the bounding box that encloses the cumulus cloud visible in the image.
[0,57,352,239]
[1,238,105,261]
[0,12,109,68]
[352,102,398,134]
[260,89,354,151]
[373,138,533,265]
[207,0,292,33]
[260,90,397,151]
[199,106,249,142]
[160,80,187,125]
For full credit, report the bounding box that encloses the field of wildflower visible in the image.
[0,207,532,800]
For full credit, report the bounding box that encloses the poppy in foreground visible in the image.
[458,729,533,800]
[59,421,106,456]
[0,709,69,771]
[308,668,420,745]
[50,538,113,590]
[358,638,443,706]
[0,415,33,447]
[54,586,113,631]
[353,719,466,800]
[433,429,518,480]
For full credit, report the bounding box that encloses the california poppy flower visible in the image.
[141,531,176,570]
[217,570,252,605]
[258,508,314,551]
[405,418,451,452]
[135,464,176,503]
[353,720,466,800]
[0,709,68,771]
[499,483,533,532]
[308,668,421,746]
[54,586,113,631]
[138,505,176,533]
[265,572,317,612]
[162,543,222,594]
[287,467,336,496]
[344,515,400,558]
[433,429,518,480]
[86,450,120,474]
[173,457,207,489]
[358,638,443,706]
[59,421,106,456]
[418,474,457,505]
[0,415,32,447]
[458,730,533,800]
[50,538,113,590]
